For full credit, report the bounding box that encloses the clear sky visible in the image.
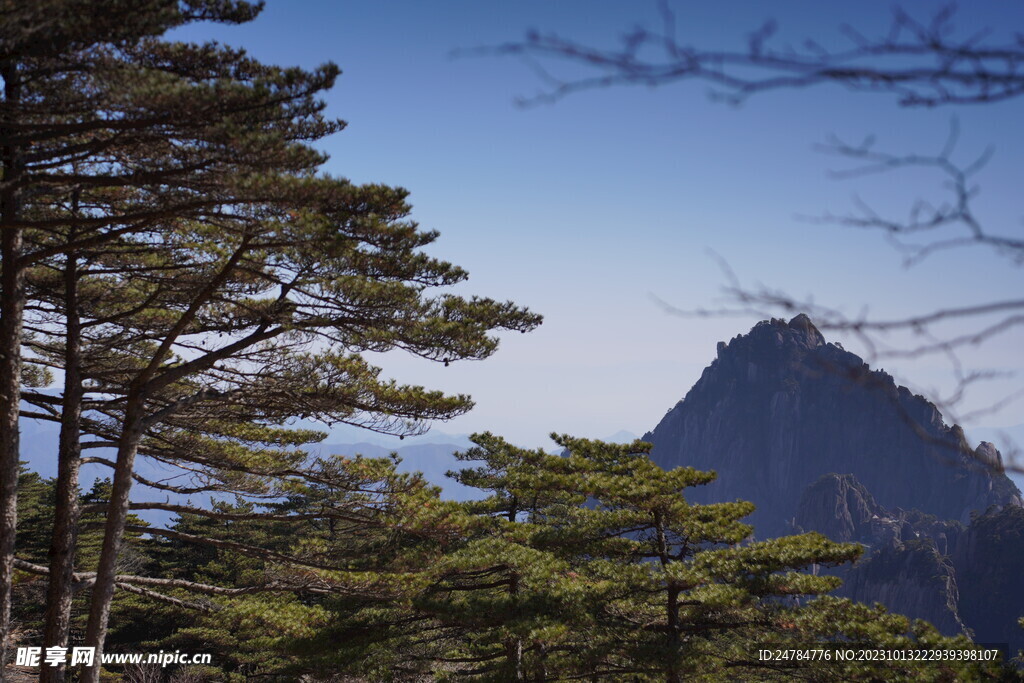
[172,1,1024,449]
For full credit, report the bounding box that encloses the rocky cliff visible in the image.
[643,315,1023,645]
[791,473,1024,651]
[954,505,1024,653]
[644,315,1021,539]
[795,473,968,636]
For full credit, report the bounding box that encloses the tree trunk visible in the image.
[665,584,681,683]
[40,230,82,683]
[0,59,24,679]
[505,637,524,682]
[505,574,525,681]
[81,400,144,683]
[654,511,682,683]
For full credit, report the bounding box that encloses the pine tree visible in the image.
[2,0,339,667]
[10,474,151,661]
[3,4,541,678]
[383,434,1013,681]
[113,452,455,680]
[47,434,1012,681]
[21,181,537,679]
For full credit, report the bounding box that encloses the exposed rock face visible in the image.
[953,506,1024,654]
[643,315,1023,642]
[644,315,1021,539]
[839,537,966,636]
[795,473,968,635]
[794,473,966,554]
[794,473,883,544]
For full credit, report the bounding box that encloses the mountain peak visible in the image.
[787,313,825,347]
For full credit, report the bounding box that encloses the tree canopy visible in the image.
[1,1,539,679]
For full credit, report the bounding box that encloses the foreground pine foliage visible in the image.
[14,437,1015,681]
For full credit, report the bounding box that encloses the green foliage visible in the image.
[5,3,1019,680]
[284,434,1014,681]
[6,0,540,670]
[11,473,150,647]
[16,439,1018,681]
[413,434,861,680]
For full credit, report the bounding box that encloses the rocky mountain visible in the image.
[644,315,1021,538]
[644,315,1023,650]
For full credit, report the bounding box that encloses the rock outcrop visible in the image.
[839,536,966,636]
[953,505,1024,653]
[793,473,884,544]
[795,473,968,635]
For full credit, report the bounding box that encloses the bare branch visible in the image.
[486,4,1024,108]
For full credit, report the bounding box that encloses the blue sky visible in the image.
[172,1,1024,449]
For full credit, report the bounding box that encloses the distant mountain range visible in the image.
[19,413,634,512]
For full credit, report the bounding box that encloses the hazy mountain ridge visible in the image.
[315,441,477,501]
[20,425,637,511]
[19,420,482,521]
